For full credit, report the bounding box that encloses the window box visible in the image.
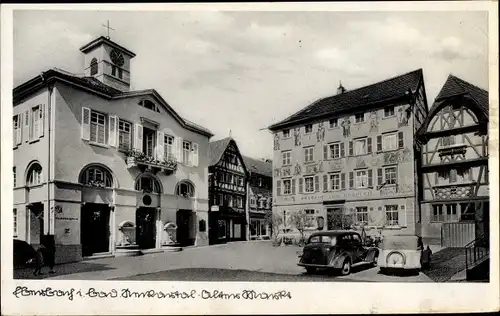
[126,149,177,172]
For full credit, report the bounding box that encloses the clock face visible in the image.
[110,49,124,67]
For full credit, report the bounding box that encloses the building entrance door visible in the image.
[136,207,157,249]
[81,203,111,257]
[29,203,44,246]
[327,207,344,230]
[176,210,194,247]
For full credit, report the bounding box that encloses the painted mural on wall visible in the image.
[274,168,281,177]
[316,122,325,142]
[294,162,302,175]
[274,133,280,151]
[397,107,411,127]
[383,147,412,164]
[368,208,386,227]
[355,157,367,169]
[294,128,301,146]
[282,167,292,177]
[305,163,321,175]
[369,111,379,133]
[341,119,351,137]
[328,159,344,171]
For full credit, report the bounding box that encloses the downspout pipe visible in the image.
[41,72,54,241]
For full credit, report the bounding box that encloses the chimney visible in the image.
[337,81,346,95]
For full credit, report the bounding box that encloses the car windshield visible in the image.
[380,236,419,250]
[309,235,336,245]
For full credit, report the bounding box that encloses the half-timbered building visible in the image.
[268,69,429,241]
[242,156,273,240]
[417,75,489,247]
[208,137,248,244]
[13,35,213,264]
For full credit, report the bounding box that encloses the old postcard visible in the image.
[1,2,498,315]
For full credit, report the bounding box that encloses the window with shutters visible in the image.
[13,115,21,146]
[382,133,398,151]
[304,209,316,228]
[30,106,41,140]
[164,135,174,160]
[282,151,291,166]
[384,166,397,185]
[329,143,341,159]
[356,170,368,188]
[283,129,290,138]
[384,106,395,117]
[431,204,444,222]
[183,141,192,165]
[13,208,18,237]
[27,163,43,186]
[355,112,365,123]
[355,207,368,224]
[330,173,341,190]
[283,179,292,195]
[304,124,313,134]
[385,205,399,226]
[142,127,155,157]
[118,120,132,151]
[329,118,338,128]
[304,176,314,193]
[90,110,106,145]
[304,146,314,163]
[354,138,367,156]
[250,196,256,207]
[90,58,98,75]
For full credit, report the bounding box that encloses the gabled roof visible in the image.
[242,155,273,178]
[13,68,213,137]
[208,137,234,167]
[433,74,488,115]
[268,69,423,131]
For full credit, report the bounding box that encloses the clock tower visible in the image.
[79,36,136,91]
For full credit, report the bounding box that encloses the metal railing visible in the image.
[465,234,489,270]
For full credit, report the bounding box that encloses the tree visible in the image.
[264,210,283,240]
[327,210,354,230]
[288,210,314,244]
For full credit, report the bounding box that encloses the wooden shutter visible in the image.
[341,173,346,189]
[398,132,404,148]
[323,175,328,192]
[38,104,45,138]
[17,114,22,145]
[156,131,165,160]
[133,123,143,152]
[399,205,406,227]
[349,172,354,189]
[192,143,199,167]
[368,169,373,187]
[276,180,281,196]
[299,178,303,193]
[81,107,91,140]
[23,110,29,143]
[108,116,117,147]
[291,179,296,195]
[349,141,353,156]
[315,175,320,192]
[323,145,328,160]
[340,143,345,157]
[377,135,382,152]
[367,137,372,153]
[177,137,183,162]
[377,168,383,186]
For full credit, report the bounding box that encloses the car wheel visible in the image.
[305,267,316,274]
[372,254,378,267]
[341,259,351,276]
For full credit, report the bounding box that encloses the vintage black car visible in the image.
[298,230,379,276]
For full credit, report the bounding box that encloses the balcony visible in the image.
[432,183,475,200]
[439,144,467,158]
[126,150,177,174]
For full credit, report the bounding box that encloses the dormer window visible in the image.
[355,113,365,123]
[90,58,98,76]
[305,124,313,134]
[138,100,160,113]
[283,129,290,138]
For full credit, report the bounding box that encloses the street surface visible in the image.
[15,241,434,282]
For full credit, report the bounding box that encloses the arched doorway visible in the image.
[175,180,196,247]
[26,162,44,246]
[79,164,114,257]
[135,173,162,249]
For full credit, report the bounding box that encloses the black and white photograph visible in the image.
[1,2,498,315]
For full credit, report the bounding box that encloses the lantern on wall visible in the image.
[317,216,325,231]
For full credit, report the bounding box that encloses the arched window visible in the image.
[138,100,160,113]
[90,58,98,76]
[176,181,195,198]
[27,163,43,186]
[135,174,161,194]
[80,165,113,188]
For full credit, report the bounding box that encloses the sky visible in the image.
[13,10,489,160]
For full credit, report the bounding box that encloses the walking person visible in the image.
[45,235,56,274]
[33,242,46,276]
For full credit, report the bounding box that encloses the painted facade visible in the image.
[417,75,489,246]
[13,36,213,264]
[268,70,429,240]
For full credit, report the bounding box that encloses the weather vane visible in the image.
[102,20,115,40]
